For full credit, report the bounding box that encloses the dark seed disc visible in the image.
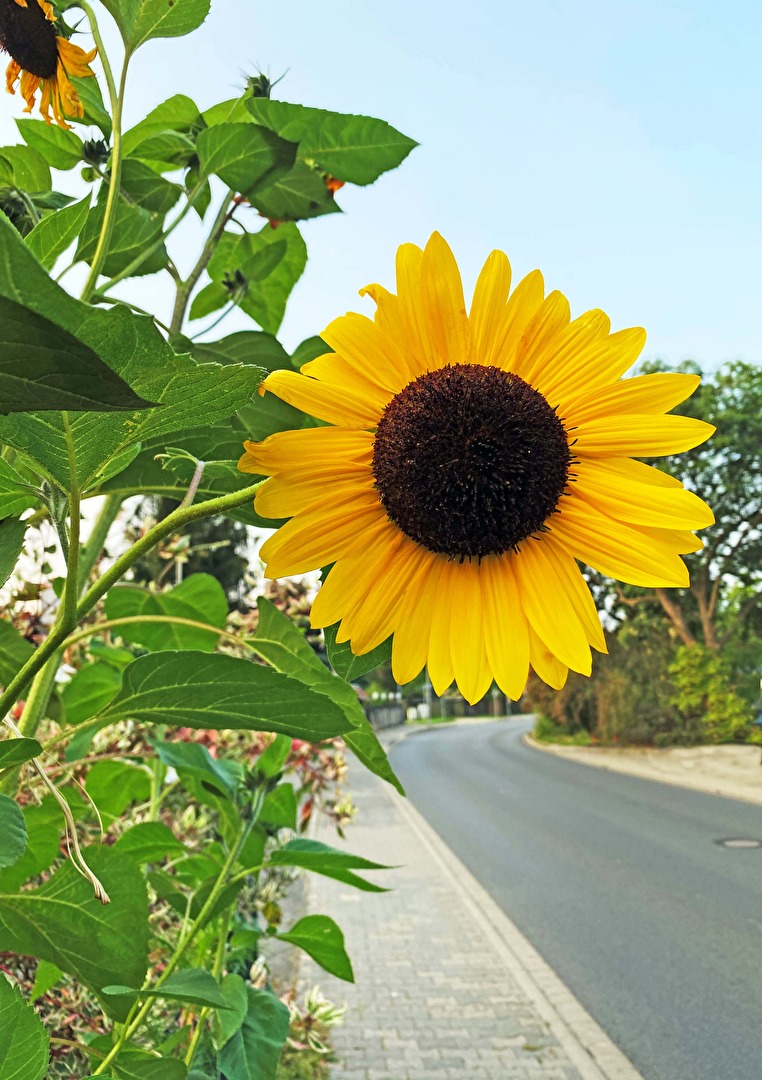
[372,363,571,559]
[0,0,58,80]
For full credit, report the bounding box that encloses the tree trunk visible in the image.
[655,588,698,647]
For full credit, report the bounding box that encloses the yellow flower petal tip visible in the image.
[238,237,714,701]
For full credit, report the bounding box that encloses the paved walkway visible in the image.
[299,734,641,1080]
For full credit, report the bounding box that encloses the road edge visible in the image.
[388,774,643,1080]
[524,732,762,806]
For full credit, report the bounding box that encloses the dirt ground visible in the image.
[526,736,762,805]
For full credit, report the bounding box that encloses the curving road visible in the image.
[391,718,762,1080]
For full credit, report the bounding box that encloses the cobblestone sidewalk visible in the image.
[298,736,642,1080]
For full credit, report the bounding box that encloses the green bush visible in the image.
[668,645,757,744]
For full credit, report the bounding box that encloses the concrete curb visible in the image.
[387,767,643,1080]
[524,732,762,807]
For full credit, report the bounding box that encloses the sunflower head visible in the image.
[0,0,96,128]
[239,233,715,704]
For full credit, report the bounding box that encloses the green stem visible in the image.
[16,662,59,740]
[61,414,80,632]
[170,189,235,335]
[94,801,261,1075]
[78,5,128,303]
[92,181,208,298]
[76,481,263,621]
[65,615,250,652]
[184,905,232,1067]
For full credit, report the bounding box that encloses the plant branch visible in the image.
[170,189,235,334]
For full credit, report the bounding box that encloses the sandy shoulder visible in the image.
[525,735,762,805]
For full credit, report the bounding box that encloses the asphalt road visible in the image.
[391,718,762,1080]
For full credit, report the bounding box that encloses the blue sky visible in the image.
[5,0,761,368]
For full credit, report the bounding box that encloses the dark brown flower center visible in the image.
[372,363,571,559]
[0,0,58,80]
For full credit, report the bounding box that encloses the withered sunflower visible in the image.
[239,234,715,703]
[0,0,96,129]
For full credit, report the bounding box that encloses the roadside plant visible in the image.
[0,0,716,1074]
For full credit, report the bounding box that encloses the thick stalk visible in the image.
[170,190,235,334]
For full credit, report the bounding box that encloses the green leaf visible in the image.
[76,199,167,277]
[325,622,392,680]
[0,974,48,1080]
[251,599,403,793]
[85,761,151,824]
[217,973,248,1048]
[254,734,291,779]
[196,223,307,334]
[0,846,149,1020]
[203,97,251,127]
[0,795,26,871]
[249,161,341,222]
[218,986,290,1080]
[151,738,241,799]
[189,242,288,323]
[247,99,418,185]
[0,620,32,687]
[86,1041,187,1080]
[196,123,295,195]
[268,837,391,892]
[104,574,228,652]
[100,0,211,51]
[25,195,90,271]
[276,914,353,982]
[0,294,156,413]
[0,458,36,517]
[69,76,111,137]
[0,802,59,891]
[120,160,183,214]
[236,391,309,444]
[123,95,204,165]
[0,518,24,589]
[0,738,41,769]
[61,662,122,729]
[260,783,296,830]
[16,120,83,170]
[291,335,329,368]
[0,146,50,193]
[112,822,184,865]
[103,968,229,1009]
[186,330,289,370]
[98,651,355,741]
[30,959,62,1001]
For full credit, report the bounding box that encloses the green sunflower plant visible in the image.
[0,1,715,1076]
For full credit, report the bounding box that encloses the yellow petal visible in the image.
[448,559,492,704]
[573,414,715,457]
[491,269,546,370]
[427,560,457,694]
[320,312,409,395]
[255,473,374,518]
[513,541,592,674]
[548,499,690,587]
[588,456,684,489]
[239,429,374,477]
[572,459,714,529]
[541,326,647,404]
[480,555,530,700]
[395,242,434,371]
[537,538,607,652]
[567,372,701,424]
[262,369,382,428]
[391,552,446,685]
[469,250,512,364]
[359,281,423,383]
[419,232,470,366]
[528,626,569,690]
[522,309,611,394]
[300,353,393,412]
[259,493,385,577]
[310,519,402,629]
[512,290,571,383]
[344,535,426,654]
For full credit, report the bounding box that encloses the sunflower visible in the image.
[0,0,96,129]
[239,234,715,704]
